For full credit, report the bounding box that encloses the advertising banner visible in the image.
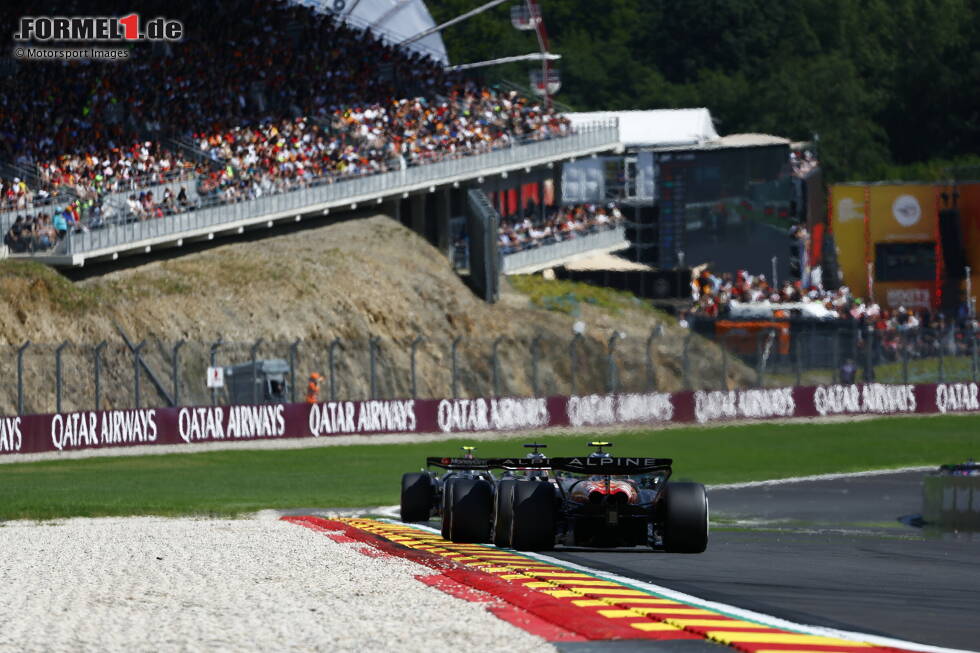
[2,384,979,458]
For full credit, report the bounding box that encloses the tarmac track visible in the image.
[546,472,980,652]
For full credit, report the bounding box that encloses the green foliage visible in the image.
[0,260,105,313]
[430,0,979,181]
[508,274,658,316]
[1,414,976,519]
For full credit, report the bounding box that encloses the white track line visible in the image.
[708,466,935,490]
[392,521,975,653]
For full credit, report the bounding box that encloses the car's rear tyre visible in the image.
[510,481,555,551]
[400,472,433,522]
[493,479,518,547]
[447,478,493,543]
[440,478,456,540]
[662,482,708,553]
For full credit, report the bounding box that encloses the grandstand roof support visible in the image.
[447,52,560,72]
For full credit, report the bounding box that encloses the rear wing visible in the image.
[426,456,672,475]
[426,457,492,470]
[491,456,672,475]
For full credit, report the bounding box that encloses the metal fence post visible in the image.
[93,341,107,411]
[569,333,583,396]
[209,337,222,406]
[606,333,621,394]
[329,338,342,401]
[55,341,69,413]
[832,329,841,383]
[491,336,504,397]
[720,333,730,390]
[172,340,185,406]
[288,339,300,403]
[682,332,694,390]
[937,328,945,383]
[451,336,463,398]
[251,338,264,404]
[902,331,910,384]
[794,329,803,386]
[645,326,663,391]
[410,336,424,399]
[369,336,380,399]
[134,340,146,409]
[17,341,30,416]
[531,333,544,397]
[972,324,978,383]
[757,329,776,388]
[864,325,875,382]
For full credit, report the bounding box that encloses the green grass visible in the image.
[2,414,978,521]
[508,274,666,318]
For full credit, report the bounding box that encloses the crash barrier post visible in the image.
[491,336,504,397]
[328,338,342,402]
[209,338,222,406]
[531,333,544,397]
[451,336,463,398]
[54,341,69,414]
[410,336,424,399]
[288,339,300,404]
[938,328,945,383]
[922,473,980,530]
[16,341,29,416]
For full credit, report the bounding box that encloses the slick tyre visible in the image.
[493,479,518,548]
[400,472,433,523]
[440,478,456,540]
[510,481,555,551]
[447,478,493,543]
[662,482,708,553]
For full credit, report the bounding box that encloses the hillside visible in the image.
[0,217,752,414]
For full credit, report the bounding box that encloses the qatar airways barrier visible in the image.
[1,382,978,456]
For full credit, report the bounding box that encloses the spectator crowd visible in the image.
[498,203,623,255]
[1,0,571,251]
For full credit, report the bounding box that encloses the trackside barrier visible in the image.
[1,381,979,457]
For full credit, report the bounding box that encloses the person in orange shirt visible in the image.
[305,372,323,404]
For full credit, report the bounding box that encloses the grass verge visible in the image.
[1,414,977,521]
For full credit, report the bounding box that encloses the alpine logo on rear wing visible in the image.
[426,456,672,474]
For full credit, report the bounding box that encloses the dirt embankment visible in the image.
[0,216,751,413]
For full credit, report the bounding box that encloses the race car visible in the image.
[492,442,708,553]
[401,442,708,553]
[400,446,497,541]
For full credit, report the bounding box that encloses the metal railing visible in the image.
[501,225,627,273]
[53,121,617,257]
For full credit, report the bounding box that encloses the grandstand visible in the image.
[0,0,621,295]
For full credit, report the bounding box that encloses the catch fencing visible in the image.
[690,320,980,388]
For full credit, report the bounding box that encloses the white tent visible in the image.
[290,0,449,64]
[564,109,720,148]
